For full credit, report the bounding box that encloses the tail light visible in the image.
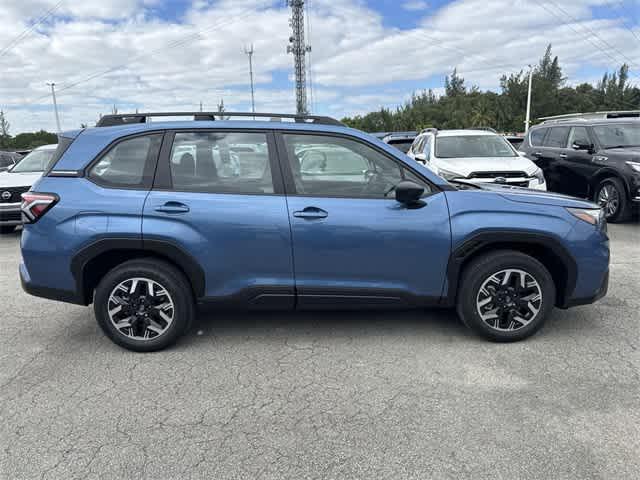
[21,192,59,223]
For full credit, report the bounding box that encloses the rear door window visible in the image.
[544,127,570,148]
[169,131,274,194]
[568,127,591,147]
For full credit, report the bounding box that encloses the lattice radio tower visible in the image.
[287,0,311,114]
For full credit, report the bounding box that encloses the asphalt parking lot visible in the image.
[0,225,639,480]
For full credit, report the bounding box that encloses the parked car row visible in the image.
[16,111,609,351]
[377,112,640,222]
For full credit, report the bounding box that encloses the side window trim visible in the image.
[152,129,285,196]
[85,131,165,190]
[274,130,439,199]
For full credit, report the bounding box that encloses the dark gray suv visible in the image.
[521,113,640,222]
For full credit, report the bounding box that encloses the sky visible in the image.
[0,0,639,133]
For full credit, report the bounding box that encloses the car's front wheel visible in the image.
[456,250,555,342]
[94,259,195,352]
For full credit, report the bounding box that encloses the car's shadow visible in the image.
[180,307,471,346]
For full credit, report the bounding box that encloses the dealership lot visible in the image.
[0,225,639,479]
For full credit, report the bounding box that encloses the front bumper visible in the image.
[0,202,22,226]
[563,269,609,308]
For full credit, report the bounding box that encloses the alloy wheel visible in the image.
[475,269,543,332]
[107,277,175,341]
[597,183,620,218]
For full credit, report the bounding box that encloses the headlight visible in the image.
[567,207,603,226]
[437,167,461,181]
[533,167,545,185]
[626,161,640,173]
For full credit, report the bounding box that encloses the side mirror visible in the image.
[517,151,527,158]
[572,142,592,152]
[414,153,427,163]
[395,180,425,205]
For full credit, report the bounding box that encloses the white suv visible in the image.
[407,129,546,190]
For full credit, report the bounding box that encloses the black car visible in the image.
[520,114,640,222]
[0,152,21,172]
[380,131,418,153]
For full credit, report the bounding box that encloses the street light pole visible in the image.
[47,82,61,133]
[525,66,533,133]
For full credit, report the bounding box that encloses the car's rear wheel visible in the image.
[595,177,630,223]
[456,250,555,342]
[94,259,194,352]
[0,226,16,234]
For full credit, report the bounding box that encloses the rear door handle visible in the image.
[293,207,328,219]
[154,201,190,214]
[533,152,542,157]
[559,153,568,159]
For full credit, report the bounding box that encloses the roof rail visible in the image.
[96,111,345,128]
[539,110,640,124]
[420,127,438,135]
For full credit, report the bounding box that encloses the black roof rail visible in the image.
[96,111,345,127]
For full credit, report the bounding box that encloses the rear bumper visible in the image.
[20,262,86,305]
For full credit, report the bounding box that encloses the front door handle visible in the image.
[293,207,328,219]
[154,201,190,214]
[559,153,568,159]
[533,152,542,157]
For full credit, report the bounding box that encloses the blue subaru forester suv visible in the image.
[20,112,609,352]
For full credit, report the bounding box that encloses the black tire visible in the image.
[93,258,195,352]
[594,177,631,223]
[0,225,16,234]
[456,250,555,342]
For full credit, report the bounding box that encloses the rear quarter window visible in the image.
[88,134,163,189]
[529,128,547,147]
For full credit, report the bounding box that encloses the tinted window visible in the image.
[89,134,162,188]
[592,123,640,149]
[529,128,547,147]
[170,132,273,194]
[283,134,431,198]
[568,127,591,147]
[387,140,413,153]
[0,154,13,168]
[544,127,570,148]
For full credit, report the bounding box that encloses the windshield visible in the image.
[11,149,54,173]
[592,123,640,149]
[435,135,516,158]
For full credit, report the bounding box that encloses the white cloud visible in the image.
[0,0,638,133]
[402,1,429,11]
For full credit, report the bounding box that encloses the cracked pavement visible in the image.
[1,224,639,479]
